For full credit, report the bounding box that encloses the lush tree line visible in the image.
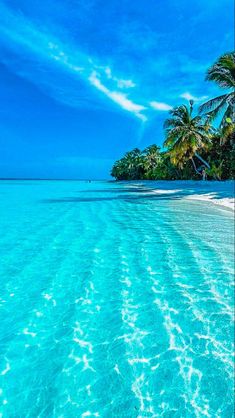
[111,52,234,181]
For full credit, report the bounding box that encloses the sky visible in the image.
[0,0,234,179]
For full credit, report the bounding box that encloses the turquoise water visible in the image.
[0,180,234,418]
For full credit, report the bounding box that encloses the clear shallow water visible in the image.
[0,180,234,418]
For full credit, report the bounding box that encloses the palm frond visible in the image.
[199,94,228,113]
[220,103,234,129]
[206,52,235,89]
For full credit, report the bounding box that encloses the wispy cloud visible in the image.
[0,0,230,128]
[117,79,136,88]
[150,101,173,111]
[0,2,147,121]
[89,71,146,120]
[104,67,136,88]
[180,92,208,102]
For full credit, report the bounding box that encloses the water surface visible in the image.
[0,180,234,417]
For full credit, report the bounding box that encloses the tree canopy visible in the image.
[111,52,235,181]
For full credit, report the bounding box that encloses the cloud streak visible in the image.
[0,0,229,126]
[150,101,172,111]
[89,71,146,120]
[180,92,208,102]
[0,2,146,121]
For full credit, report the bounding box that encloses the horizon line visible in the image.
[0,177,112,181]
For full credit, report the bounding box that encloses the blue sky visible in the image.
[0,0,233,179]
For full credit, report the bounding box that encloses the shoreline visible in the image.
[128,180,235,212]
[184,193,234,211]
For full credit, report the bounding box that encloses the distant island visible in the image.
[111,52,234,181]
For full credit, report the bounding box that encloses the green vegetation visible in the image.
[111,52,234,181]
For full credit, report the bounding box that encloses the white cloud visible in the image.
[0,3,145,121]
[150,101,172,111]
[180,92,208,102]
[104,66,136,88]
[89,71,146,120]
[117,79,136,88]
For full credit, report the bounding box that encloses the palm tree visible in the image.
[119,148,144,179]
[199,52,235,129]
[110,148,144,180]
[164,101,211,173]
[143,144,161,177]
[111,159,127,180]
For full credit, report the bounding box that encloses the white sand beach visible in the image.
[130,181,235,211]
[185,190,234,210]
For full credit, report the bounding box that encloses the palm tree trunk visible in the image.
[194,152,210,169]
[191,157,201,174]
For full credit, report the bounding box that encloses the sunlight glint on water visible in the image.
[0,180,234,417]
